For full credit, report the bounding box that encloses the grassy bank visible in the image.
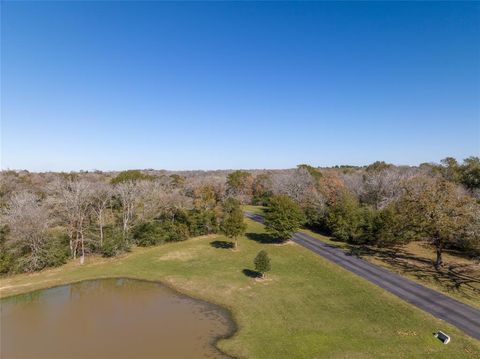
[245,205,480,309]
[1,218,479,358]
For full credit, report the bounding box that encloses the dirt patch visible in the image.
[397,330,417,337]
[253,276,276,284]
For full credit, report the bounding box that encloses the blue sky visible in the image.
[1,1,479,171]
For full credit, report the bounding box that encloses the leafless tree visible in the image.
[341,170,365,199]
[139,181,192,222]
[2,192,50,271]
[115,181,141,240]
[90,182,112,247]
[363,167,418,209]
[49,179,93,263]
[270,168,316,203]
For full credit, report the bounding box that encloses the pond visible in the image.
[0,278,235,359]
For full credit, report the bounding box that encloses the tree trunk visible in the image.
[73,231,78,259]
[99,223,104,247]
[80,239,85,265]
[69,236,74,258]
[435,242,443,269]
[235,237,238,249]
[123,211,129,242]
[80,226,85,265]
[99,211,104,247]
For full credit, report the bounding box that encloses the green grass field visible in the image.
[245,205,480,309]
[1,217,479,358]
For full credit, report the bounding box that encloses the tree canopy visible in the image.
[264,195,306,242]
[220,198,247,249]
[396,177,479,268]
[111,170,154,185]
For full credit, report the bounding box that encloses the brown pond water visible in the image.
[0,278,235,359]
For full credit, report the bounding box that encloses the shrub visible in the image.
[0,247,15,275]
[41,234,70,268]
[0,226,14,275]
[187,209,218,236]
[132,220,189,247]
[101,227,130,257]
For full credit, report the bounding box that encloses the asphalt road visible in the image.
[245,212,480,341]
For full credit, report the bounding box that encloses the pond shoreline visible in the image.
[1,276,239,359]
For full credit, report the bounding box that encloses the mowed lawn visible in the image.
[1,218,479,358]
[245,205,480,309]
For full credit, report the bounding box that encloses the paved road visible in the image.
[245,212,480,341]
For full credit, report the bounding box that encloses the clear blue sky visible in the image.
[1,1,479,171]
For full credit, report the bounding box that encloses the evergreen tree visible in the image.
[254,250,271,278]
[220,198,247,249]
[264,195,306,242]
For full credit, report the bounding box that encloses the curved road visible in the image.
[245,212,480,341]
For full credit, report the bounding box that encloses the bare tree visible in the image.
[49,179,93,264]
[2,192,50,271]
[343,167,417,209]
[270,168,317,204]
[115,181,141,240]
[90,182,112,247]
[341,170,365,199]
[139,180,193,222]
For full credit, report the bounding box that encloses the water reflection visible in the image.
[1,278,234,359]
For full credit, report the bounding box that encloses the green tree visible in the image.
[220,198,247,249]
[254,250,271,278]
[460,156,480,191]
[440,157,462,183]
[365,161,392,173]
[397,177,478,269]
[187,208,219,235]
[111,170,153,185]
[361,205,405,247]
[325,191,364,242]
[133,220,189,247]
[0,225,14,274]
[264,195,306,242]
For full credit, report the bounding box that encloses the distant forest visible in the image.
[1,156,479,274]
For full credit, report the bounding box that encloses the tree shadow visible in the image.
[345,244,480,297]
[242,268,261,278]
[246,232,283,244]
[210,240,234,249]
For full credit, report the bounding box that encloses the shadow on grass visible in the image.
[345,244,480,296]
[246,232,283,244]
[210,240,234,249]
[242,269,261,278]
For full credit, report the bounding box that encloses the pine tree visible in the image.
[254,250,271,278]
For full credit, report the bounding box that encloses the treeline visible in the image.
[257,158,480,269]
[1,156,479,274]
[223,157,480,268]
[0,170,228,274]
